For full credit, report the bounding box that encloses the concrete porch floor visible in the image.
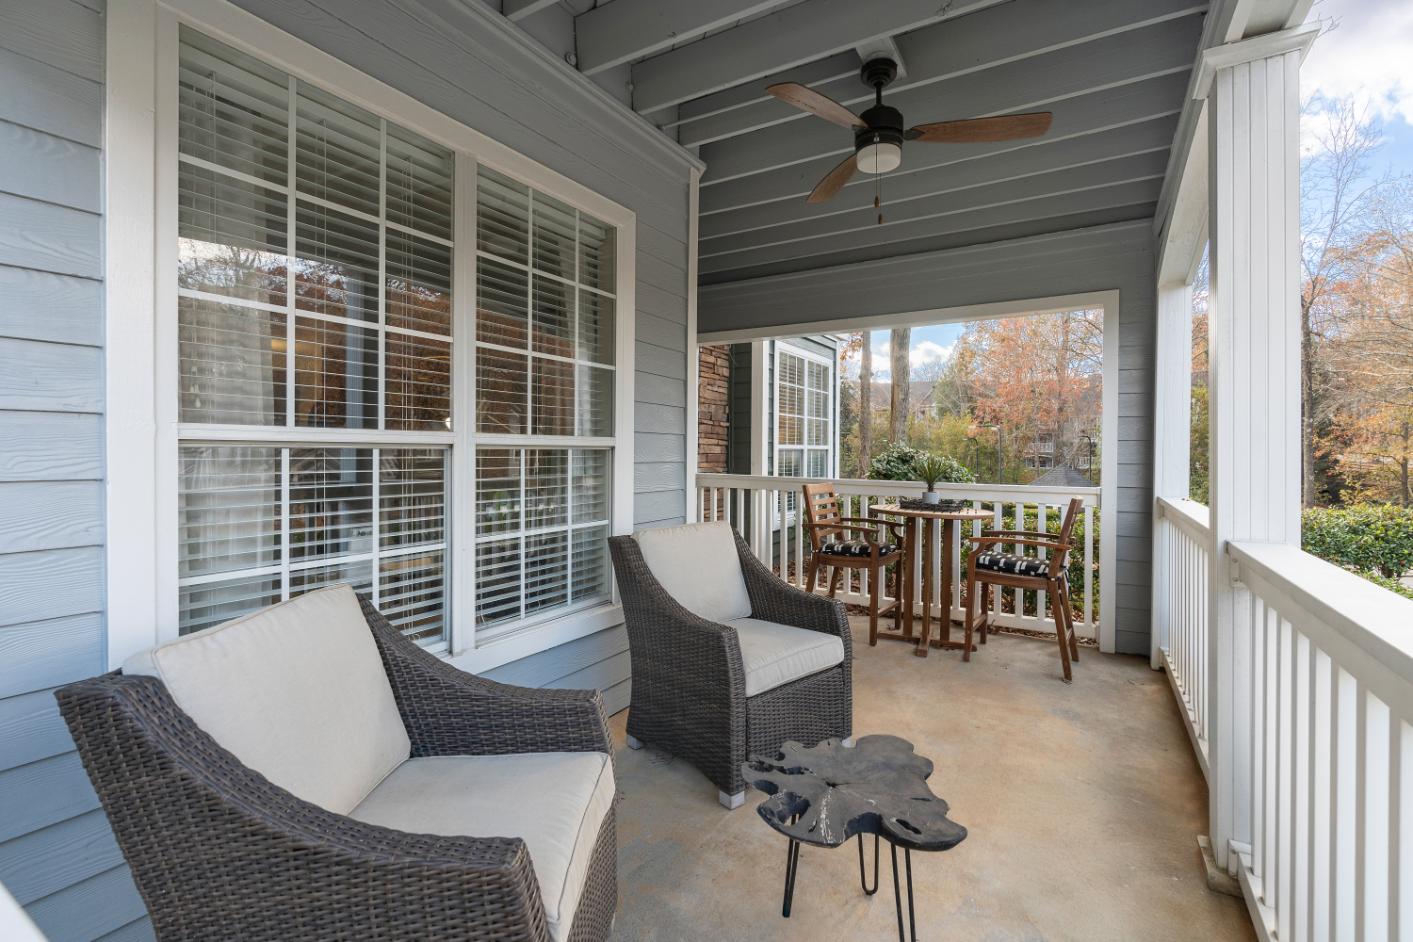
[607,616,1254,941]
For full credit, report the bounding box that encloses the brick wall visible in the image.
[698,344,731,473]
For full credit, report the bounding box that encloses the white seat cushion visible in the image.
[633,521,752,624]
[725,617,846,697]
[349,752,615,942]
[122,585,410,815]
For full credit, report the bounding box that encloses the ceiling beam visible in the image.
[664,51,859,129]
[574,0,798,76]
[702,116,1179,240]
[504,0,561,23]
[628,0,1006,114]
[700,178,1162,274]
[700,71,1190,215]
[698,15,1201,183]
[676,0,1206,147]
[700,153,1169,260]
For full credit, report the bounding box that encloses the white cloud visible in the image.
[1301,1,1413,144]
[910,340,953,369]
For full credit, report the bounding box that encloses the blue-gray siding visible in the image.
[699,220,1158,655]
[0,1,153,939]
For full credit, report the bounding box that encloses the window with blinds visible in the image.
[175,27,453,644]
[473,167,616,640]
[776,347,834,507]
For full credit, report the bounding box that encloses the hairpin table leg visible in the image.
[858,833,880,895]
[889,842,918,942]
[782,814,803,918]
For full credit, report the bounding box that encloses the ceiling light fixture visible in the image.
[856,137,902,175]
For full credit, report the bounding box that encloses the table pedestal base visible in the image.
[780,829,919,942]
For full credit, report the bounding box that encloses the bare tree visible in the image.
[889,327,911,443]
[1300,96,1388,505]
[858,332,873,473]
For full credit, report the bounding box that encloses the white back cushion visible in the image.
[123,585,410,814]
[633,521,753,624]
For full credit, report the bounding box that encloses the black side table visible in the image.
[742,735,967,942]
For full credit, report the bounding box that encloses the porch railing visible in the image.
[1155,496,1212,774]
[695,473,1099,638]
[1153,498,1413,941]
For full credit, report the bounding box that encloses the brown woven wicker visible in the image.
[608,528,853,798]
[55,595,617,942]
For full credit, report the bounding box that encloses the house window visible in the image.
[472,167,616,640]
[171,27,619,650]
[775,344,833,481]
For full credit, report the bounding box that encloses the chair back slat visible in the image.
[801,483,843,549]
[1049,496,1086,577]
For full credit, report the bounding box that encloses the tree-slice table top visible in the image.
[742,735,967,853]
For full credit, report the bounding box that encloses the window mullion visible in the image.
[285,76,297,429]
[280,447,291,600]
[372,446,381,606]
[378,117,388,433]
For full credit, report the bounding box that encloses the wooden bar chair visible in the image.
[801,482,905,646]
[963,497,1084,682]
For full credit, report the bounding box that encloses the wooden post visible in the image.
[1152,282,1193,669]
[1197,24,1316,874]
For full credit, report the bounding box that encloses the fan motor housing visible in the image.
[856,104,904,152]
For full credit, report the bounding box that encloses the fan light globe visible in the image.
[856,141,901,175]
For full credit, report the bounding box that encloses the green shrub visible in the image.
[868,442,976,483]
[1301,503,1413,579]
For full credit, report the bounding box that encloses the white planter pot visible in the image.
[922,491,942,505]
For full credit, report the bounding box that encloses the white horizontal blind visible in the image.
[473,166,616,641]
[174,27,453,644]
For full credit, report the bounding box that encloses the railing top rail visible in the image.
[1229,541,1413,714]
[695,472,1100,506]
[1157,496,1211,540]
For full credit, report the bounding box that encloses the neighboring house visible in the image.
[698,337,842,481]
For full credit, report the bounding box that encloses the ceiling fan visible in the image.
[768,57,1053,216]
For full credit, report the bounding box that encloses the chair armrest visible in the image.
[804,521,904,547]
[734,531,852,648]
[983,528,1056,539]
[360,596,611,759]
[835,516,907,541]
[972,536,1070,552]
[57,673,557,942]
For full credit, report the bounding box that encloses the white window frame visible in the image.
[772,340,835,481]
[105,0,636,673]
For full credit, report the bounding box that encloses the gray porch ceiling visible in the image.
[503,0,1209,287]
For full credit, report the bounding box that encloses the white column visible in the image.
[1198,24,1316,872]
[1151,282,1193,669]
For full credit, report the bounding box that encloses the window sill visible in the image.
[445,600,625,674]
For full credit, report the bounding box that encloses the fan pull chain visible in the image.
[875,173,883,225]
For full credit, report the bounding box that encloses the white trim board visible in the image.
[104,0,641,671]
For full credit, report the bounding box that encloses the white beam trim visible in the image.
[504,0,560,23]
[628,0,1004,114]
[697,16,1200,184]
[701,71,1190,215]
[1204,34,1304,874]
[575,0,796,76]
[678,0,1207,147]
[685,167,702,520]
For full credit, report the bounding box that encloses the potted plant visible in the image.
[915,453,950,505]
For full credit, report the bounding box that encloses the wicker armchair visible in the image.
[56,589,616,942]
[609,523,852,808]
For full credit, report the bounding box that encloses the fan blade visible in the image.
[807,154,858,204]
[767,82,866,130]
[907,112,1053,143]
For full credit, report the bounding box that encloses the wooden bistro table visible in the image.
[871,503,994,657]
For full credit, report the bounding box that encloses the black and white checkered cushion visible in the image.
[974,551,1049,577]
[818,539,897,558]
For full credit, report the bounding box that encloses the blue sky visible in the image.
[848,0,1412,382]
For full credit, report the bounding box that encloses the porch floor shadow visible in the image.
[608,615,1253,942]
